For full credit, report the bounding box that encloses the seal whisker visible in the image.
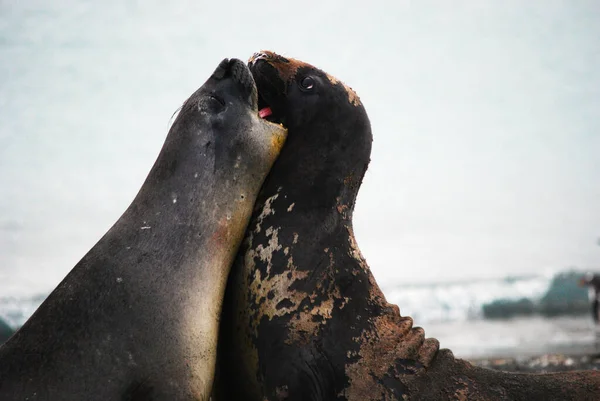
[168,104,184,128]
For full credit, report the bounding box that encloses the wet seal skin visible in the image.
[213,51,600,401]
[0,58,286,401]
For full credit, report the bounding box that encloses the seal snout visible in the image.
[229,59,255,96]
[212,58,230,80]
[210,58,257,110]
[211,58,255,95]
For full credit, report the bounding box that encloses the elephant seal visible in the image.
[214,51,600,401]
[0,58,287,401]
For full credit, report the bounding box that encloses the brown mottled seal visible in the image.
[0,58,287,401]
[214,51,600,401]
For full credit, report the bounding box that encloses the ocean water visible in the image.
[0,273,554,328]
[382,274,552,323]
[1,1,600,359]
[1,271,597,358]
[382,272,599,358]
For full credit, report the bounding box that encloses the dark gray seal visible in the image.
[214,51,600,401]
[0,58,287,401]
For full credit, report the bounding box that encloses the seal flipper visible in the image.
[405,349,600,401]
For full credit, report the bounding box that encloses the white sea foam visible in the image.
[383,274,552,323]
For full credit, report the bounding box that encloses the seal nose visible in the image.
[230,59,249,82]
[212,58,230,80]
[249,51,271,66]
[209,58,257,107]
[229,59,258,108]
[230,59,255,92]
[212,58,253,87]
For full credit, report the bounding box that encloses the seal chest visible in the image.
[0,58,286,401]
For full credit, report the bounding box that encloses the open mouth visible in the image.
[259,106,272,119]
[257,92,285,126]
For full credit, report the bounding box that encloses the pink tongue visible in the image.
[259,107,273,119]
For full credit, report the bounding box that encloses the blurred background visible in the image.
[1,0,599,360]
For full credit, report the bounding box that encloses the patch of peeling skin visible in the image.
[340,313,430,400]
[326,73,362,107]
[246,229,308,330]
[346,226,370,274]
[252,226,282,275]
[284,272,350,346]
[336,196,351,220]
[254,191,280,234]
[245,205,352,347]
[246,233,347,346]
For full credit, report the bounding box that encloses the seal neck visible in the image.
[262,118,371,217]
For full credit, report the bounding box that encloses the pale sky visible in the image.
[0,0,599,294]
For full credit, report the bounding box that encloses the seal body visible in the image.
[0,58,286,401]
[214,52,600,401]
[214,51,438,400]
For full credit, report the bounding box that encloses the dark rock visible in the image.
[482,298,536,319]
[539,270,589,317]
[481,270,591,320]
[0,317,14,345]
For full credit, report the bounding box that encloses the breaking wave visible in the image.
[382,270,590,323]
[0,270,592,331]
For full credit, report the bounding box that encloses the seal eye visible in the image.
[209,94,225,107]
[299,76,315,91]
[204,93,226,113]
